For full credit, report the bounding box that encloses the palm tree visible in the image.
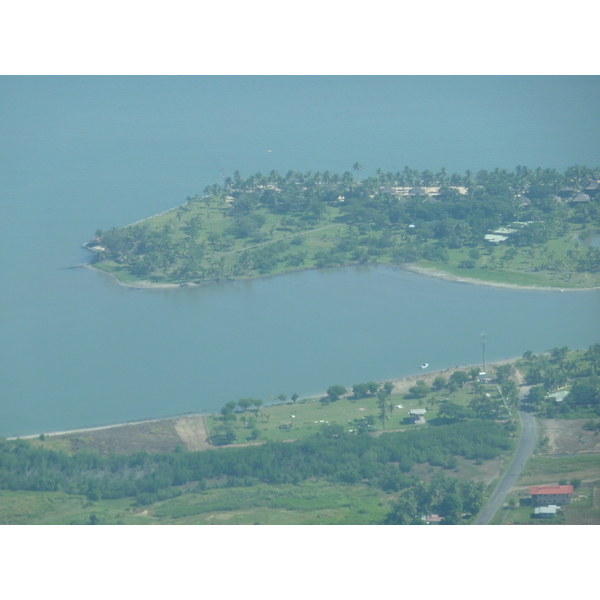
[585,343,600,374]
[353,162,362,172]
[437,167,449,185]
[376,390,394,430]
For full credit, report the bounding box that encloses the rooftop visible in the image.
[530,485,573,495]
[548,390,569,402]
[535,505,560,514]
[484,234,508,243]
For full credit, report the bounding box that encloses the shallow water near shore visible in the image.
[1,76,599,437]
[2,264,599,437]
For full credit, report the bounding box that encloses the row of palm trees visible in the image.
[208,165,598,198]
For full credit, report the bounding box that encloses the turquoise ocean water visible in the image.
[1,76,599,437]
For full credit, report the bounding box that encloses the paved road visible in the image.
[474,408,537,525]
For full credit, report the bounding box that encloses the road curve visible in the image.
[474,409,538,525]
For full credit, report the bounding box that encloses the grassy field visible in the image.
[418,225,600,289]
[564,505,600,524]
[205,383,492,445]
[0,490,154,525]
[0,481,396,525]
[92,202,348,285]
[519,454,600,484]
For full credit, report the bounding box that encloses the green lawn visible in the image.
[205,382,493,445]
[418,226,600,289]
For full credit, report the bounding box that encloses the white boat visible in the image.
[420,363,429,369]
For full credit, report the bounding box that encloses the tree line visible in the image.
[0,419,512,511]
[520,344,600,418]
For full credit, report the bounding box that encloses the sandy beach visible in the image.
[83,264,184,289]
[402,264,599,291]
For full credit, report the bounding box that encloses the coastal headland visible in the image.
[84,166,600,291]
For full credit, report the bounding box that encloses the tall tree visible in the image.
[376,389,395,430]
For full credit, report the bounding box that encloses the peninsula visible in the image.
[86,165,600,289]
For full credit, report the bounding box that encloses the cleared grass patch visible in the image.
[518,454,600,484]
[418,260,575,288]
[0,491,152,525]
[151,480,391,525]
[205,382,489,445]
[564,506,600,524]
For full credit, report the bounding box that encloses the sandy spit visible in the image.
[402,264,599,292]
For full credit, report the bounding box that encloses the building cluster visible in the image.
[529,484,573,519]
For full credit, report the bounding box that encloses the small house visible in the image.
[547,390,568,403]
[421,514,443,524]
[569,193,590,204]
[530,485,573,506]
[484,234,508,243]
[409,408,427,425]
[409,186,428,197]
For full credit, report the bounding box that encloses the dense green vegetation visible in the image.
[517,344,600,418]
[88,165,600,287]
[0,418,512,522]
[383,471,487,524]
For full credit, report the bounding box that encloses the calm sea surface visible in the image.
[1,76,599,437]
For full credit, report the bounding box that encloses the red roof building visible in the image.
[530,485,573,505]
[421,514,444,524]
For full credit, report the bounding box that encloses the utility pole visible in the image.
[481,332,487,373]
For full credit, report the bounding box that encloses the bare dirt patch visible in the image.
[47,414,212,455]
[54,418,185,455]
[174,416,210,451]
[540,419,600,455]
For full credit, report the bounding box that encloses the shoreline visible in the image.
[83,255,600,292]
[401,264,599,292]
[5,357,522,441]
[6,415,190,441]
